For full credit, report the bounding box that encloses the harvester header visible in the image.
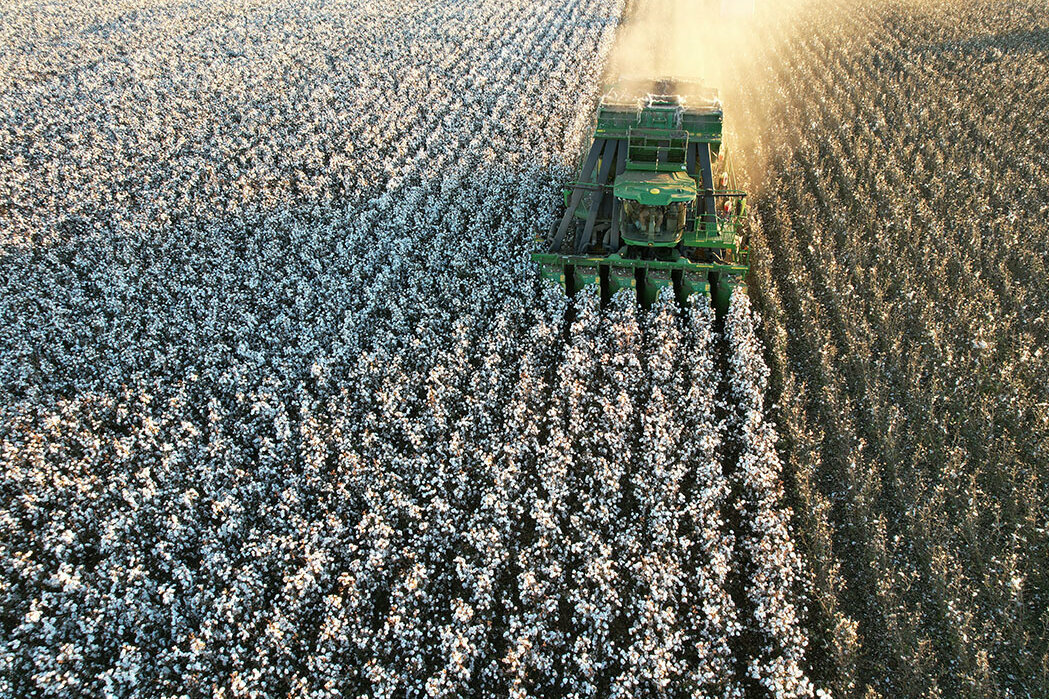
[533,79,748,313]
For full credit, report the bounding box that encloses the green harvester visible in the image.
[532,79,748,313]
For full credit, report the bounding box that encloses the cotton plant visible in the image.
[726,290,815,699]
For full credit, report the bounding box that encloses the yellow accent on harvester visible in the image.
[650,188,660,194]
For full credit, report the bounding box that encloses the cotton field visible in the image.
[8,0,1041,695]
[0,0,816,695]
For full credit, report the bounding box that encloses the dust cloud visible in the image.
[605,0,757,96]
[603,0,809,193]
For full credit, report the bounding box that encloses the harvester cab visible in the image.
[616,171,695,244]
[532,80,749,314]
